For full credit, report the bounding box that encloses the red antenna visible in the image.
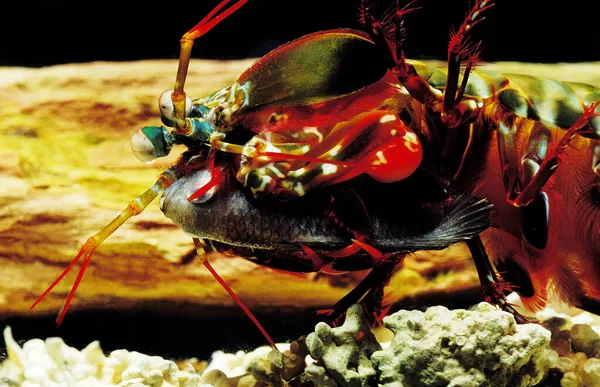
[171,0,248,131]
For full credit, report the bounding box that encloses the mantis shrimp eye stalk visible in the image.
[159,90,193,125]
[130,126,173,163]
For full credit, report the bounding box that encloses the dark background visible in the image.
[2,0,598,67]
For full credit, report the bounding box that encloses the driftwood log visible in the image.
[1,60,599,322]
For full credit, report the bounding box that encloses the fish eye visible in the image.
[159,90,193,122]
[186,169,219,204]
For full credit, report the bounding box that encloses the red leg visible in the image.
[194,239,278,351]
[318,254,405,327]
[466,236,533,323]
[512,101,600,207]
[359,0,492,127]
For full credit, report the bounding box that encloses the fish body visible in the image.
[161,166,492,272]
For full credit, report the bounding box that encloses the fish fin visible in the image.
[421,195,493,249]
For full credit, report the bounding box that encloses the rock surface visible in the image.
[306,304,382,386]
[371,303,555,387]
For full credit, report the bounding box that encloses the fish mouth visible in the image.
[159,181,177,215]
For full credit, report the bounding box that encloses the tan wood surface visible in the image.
[1,60,598,319]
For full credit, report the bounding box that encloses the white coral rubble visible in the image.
[0,327,288,387]
[0,326,202,386]
[371,302,556,387]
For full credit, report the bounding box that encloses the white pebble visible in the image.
[146,369,165,383]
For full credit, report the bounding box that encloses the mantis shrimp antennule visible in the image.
[30,170,178,326]
[172,0,249,129]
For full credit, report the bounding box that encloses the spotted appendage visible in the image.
[236,110,422,199]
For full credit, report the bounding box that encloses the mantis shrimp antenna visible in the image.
[171,0,248,130]
[30,170,178,326]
